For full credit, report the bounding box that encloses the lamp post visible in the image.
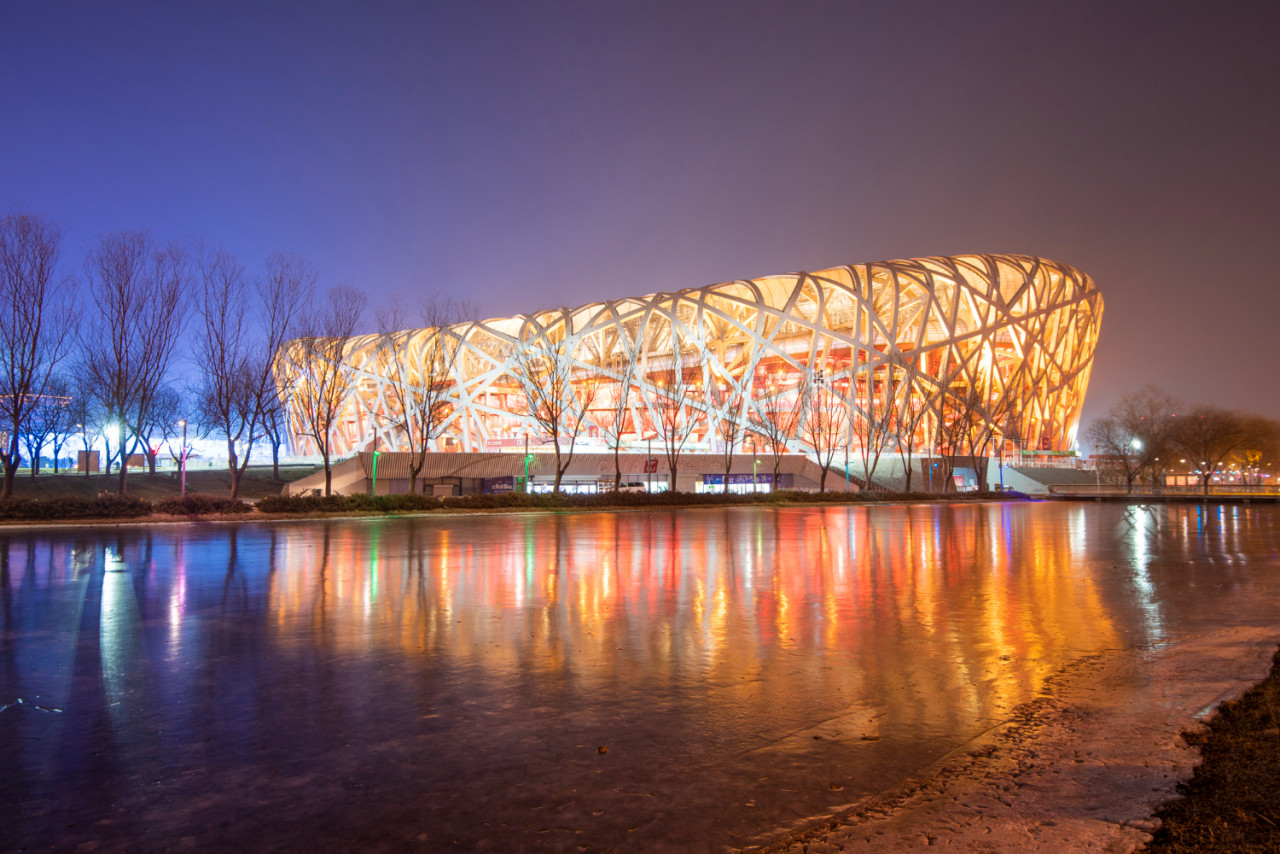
[178,420,187,498]
[76,423,85,478]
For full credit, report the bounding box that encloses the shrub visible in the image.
[154,495,252,515]
[0,494,155,521]
[256,492,442,514]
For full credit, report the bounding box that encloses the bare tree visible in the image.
[0,211,76,496]
[374,294,470,494]
[1232,415,1280,485]
[958,374,1019,491]
[137,386,185,475]
[511,318,597,493]
[750,374,802,490]
[79,231,191,494]
[259,391,287,480]
[275,286,367,496]
[850,359,898,488]
[799,368,850,492]
[1170,404,1255,495]
[933,383,982,491]
[709,380,746,493]
[652,352,698,490]
[65,376,101,478]
[1087,386,1181,493]
[1086,415,1146,492]
[42,375,77,473]
[593,377,635,492]
[196,248,314,497]
[887,353,930,492]
[21,375,72,476]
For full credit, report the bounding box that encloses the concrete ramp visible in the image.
[284,456,365,495]
[1000,466,1097,495]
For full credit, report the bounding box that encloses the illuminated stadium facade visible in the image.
[277,254,1102,468]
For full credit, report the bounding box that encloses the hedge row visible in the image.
[0,494,253,521]
[0,494,156,520]
[0,487,1017,522]
[255,488,923,515]
[256,493,444,514]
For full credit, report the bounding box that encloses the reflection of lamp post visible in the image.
[178,419,187,498]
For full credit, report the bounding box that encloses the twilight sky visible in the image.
[3,1,1279,426]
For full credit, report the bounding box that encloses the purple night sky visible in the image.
[3,1,1278,425]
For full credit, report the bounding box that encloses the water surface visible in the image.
[2,502,1279,851]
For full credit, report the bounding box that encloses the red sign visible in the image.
[644,458,658,473]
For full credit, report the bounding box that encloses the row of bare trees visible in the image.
[500,324,1045,494]
[1086,386,1280,494]
[0,209,376,498]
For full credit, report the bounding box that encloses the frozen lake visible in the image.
[3,502,1280,851]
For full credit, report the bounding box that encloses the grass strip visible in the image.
[1144,646,1280,852]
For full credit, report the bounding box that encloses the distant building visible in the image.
[276,253,1102,462]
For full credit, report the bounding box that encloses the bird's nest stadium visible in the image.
[275,253,1102,471]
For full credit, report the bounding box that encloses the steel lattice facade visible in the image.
[277,253,1102,460]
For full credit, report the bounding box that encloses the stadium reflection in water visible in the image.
[3,503,1280,851]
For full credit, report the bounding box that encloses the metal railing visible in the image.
[1049,483,1280,497]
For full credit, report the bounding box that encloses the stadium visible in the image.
[276,253,1102,494]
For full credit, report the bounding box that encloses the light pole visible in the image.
[76,423,86,478]
[178,420,187,498]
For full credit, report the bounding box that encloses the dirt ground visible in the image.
[1,464,314,500]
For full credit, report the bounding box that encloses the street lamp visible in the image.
[178,420,187,498]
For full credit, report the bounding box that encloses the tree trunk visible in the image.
[613,445,621,491]
[271,441,280,480]
[2,445,15,497]
[819,464,829,493]
[228,440,241,498]
[974,456,989,491]
[117,425,128,495]
[324,462,332,496]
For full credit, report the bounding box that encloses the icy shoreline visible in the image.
[749,628,1279,853]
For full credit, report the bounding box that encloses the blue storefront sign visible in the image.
[484,476,516,494]
[702,473,792,487]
